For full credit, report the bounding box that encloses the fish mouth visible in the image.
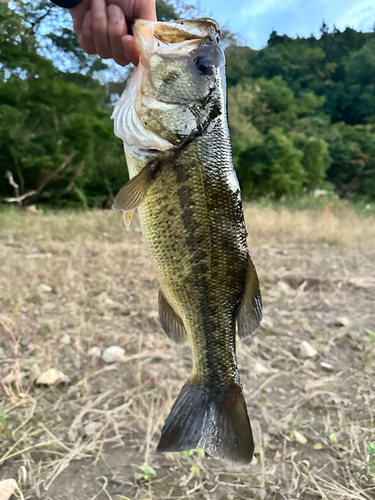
[133,18,221,62]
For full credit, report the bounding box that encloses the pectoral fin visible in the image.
[113,160,160,212]
[159,290,188,346]
[236,253,263,340]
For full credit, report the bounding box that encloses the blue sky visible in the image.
[198,0,375,48]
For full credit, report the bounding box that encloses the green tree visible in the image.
[237,128,305,199]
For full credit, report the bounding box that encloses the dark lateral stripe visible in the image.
[175,168,236,387]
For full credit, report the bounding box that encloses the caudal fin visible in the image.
[156,379,254,464]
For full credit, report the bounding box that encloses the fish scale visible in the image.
[112,17,262,464]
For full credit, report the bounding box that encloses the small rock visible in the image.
[0,478,21,500]
[36,368,68,385]
[59,334,71,345]
[294,431,308,444]
[88,346,102,358]
[254,362,270,375]
[102,346,125,363]
[34,309,40,315]
[56,414,62,422]
[273,450,282,463]
[299,341,318,359]
[38,283,52,293]
[148,311,159,319]
[21,307,28,313]
[335,316,350,327]
[84,421,103,437]
[320,361,334,372]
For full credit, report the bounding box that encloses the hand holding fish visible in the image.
[69,0,156,65]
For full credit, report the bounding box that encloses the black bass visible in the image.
[112,18,262,464]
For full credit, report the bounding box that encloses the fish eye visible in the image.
[194,56,214,76]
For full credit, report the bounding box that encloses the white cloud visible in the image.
[335,1,375,31]
[238,0,296,19]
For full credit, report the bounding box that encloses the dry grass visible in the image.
[0,201,375,500]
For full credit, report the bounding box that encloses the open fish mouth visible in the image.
[133,18,221,61]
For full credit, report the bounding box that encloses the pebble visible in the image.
[254,362,270,375]
[36,368,68,385]
[38,283,52,293]
[335,316,351,327]
[102,346,125,363]
[299,341,318,359]
[320,361,334,372]
[88,346,102,358]
[84,421,103,437]
[59,334,71,345]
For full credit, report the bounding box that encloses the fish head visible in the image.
[135,18,223,105]
[112,18,226,155]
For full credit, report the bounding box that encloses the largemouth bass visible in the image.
[112,18,262,464]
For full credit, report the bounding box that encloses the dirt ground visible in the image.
[0,202,375,500]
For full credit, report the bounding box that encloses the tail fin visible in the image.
[156,379,254,464]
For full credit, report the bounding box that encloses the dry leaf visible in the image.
[0,479,22,500]
[294,431,308,444]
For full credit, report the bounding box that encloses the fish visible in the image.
[111,17,262,464]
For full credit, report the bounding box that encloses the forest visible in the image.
[1,0,375,207]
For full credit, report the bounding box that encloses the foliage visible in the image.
[0,1,374,206]
[226,24,375,200]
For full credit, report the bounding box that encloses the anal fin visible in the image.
[159,290,188,346]
[236,252,263,340]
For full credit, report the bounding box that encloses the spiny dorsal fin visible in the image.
[113,160,160,212]
[159,290,188,346]
[236,252,262,340]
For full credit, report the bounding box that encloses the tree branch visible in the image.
[5,171,20,206]
[35,153,75,195]
[62,161,85,194]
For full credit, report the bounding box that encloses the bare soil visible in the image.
[0,202,375,500]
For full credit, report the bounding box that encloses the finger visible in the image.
[69,0,90,36]
[108,4,130,66]
[80,11,97,55]
[122,35,139,66]
[92,0,112,59]
[135,0,157,22]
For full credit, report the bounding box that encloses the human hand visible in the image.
[69,0,156,66]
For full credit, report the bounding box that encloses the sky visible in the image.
[198,0,375,48]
